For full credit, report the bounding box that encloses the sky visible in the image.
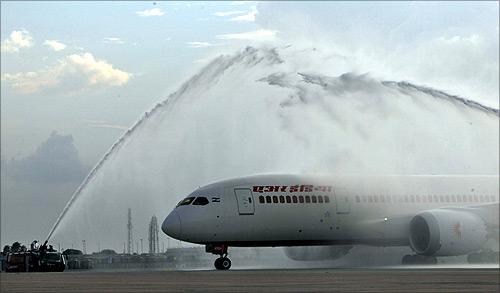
[1,1,498,248]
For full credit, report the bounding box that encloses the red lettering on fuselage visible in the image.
[252,185,332,193]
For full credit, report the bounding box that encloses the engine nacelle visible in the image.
[284,246,352,261]
[409,209,487,256]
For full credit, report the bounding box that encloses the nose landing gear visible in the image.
[206,244,231,270]
[214,256,231,270]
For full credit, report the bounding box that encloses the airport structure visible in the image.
[148,216,160,254]
[127,208,133,254]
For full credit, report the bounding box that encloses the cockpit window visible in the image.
[193,197,209,206]
[177,197,195,207]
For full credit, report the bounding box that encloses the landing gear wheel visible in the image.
[214,258,222,270]
[402,254,437,265]
[220,257,231,270]
[214,257,231,270]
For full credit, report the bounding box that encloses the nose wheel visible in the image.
[214,256,231,270]
[206,244,231,270]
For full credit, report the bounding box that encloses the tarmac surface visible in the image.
[1,268,499,292]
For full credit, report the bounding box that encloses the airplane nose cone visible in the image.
[162,211,181,239]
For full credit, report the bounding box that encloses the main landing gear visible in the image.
[402,254,437,265]
[206,244,231,270]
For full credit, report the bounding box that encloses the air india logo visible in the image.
[453,222,462,239]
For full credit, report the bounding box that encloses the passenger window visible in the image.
[428,195,432,202]
[404,196,408,203]
[439,195,444,202]
[479,195,484,202]
[266,196,271,203]
[292,196,298,203]
[474,195,478,202]
[279,196,285,203]
[456,195,461,202]
[286,196,291,203]
[318,196,324,203]
[362,196,367,202]
[368,196,373,203]
[299,196,304,203]
[416,195,420,203]
[445,195,450,202]
[374,195,378,203]
[490,195,495,202]
[312,196,317,203]
[193,197,209,206]
[433,195,438,203]
[387,195,391,203]
[468,195,473,202]
[177,197,195,207]
[324,196,330,203]
[410,195,415,203]
[380,195,385,203]
[305,196,311,203]
[273,196,278,203]
[259,196,265,204]
[462,195,467,202]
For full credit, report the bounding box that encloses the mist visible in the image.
[48,46,498,256]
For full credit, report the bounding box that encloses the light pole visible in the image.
[140,238,143,254]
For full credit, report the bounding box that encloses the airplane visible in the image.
[161,174,499,270]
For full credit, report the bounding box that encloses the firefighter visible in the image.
[30,240,40,251]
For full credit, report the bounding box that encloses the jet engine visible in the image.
[409,209,487,256]
[284,245,352,261]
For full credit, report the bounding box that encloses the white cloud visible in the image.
[214,10,245,17]
[44,40,66,51]
[436,34,481,46]
[216,29,278,41]
[229,1,257,5]
[136,8,165,17]
[1,30,34,53]
[2,52,131,94]
[186,41,215,48]
[229,7,257,22]
[103,37,124,44]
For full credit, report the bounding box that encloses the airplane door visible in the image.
[234,188,255,215]
[335,189,350,214]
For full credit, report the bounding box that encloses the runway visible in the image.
[1,268,499,292]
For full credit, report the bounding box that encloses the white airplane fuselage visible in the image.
[162,174,499,267]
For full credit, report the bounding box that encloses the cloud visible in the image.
[43,40,66,51]
[2,52,131,94]
[216,29,278,41]
[186,41,215,48]
[136,8,165,17]
[4,131,89,183]
[1,30,34,53]
[103,37,124,44]
[229,1,257,5]
[214,10,245,17]
[229,7,257,22]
